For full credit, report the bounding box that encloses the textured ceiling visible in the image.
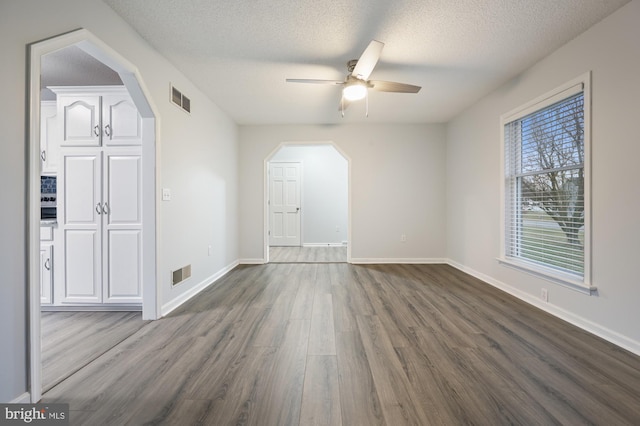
[101,0,629,124]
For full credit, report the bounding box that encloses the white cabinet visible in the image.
[40,225,55,305]
[59,148,142,305]
[40,101,59,174]
[49,86,143,148]
[40,243,53,305]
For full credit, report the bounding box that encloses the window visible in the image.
[501,74,592,292]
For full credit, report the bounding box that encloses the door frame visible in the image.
[27,29,159,402]
[263,142,351,263]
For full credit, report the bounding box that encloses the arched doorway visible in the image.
[264,142,351,263]
[27,29,158,402]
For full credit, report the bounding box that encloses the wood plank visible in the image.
[251,319,310,425]
[300,355,342,426]
[335,331,384,426]
[308,293,336,355]
[290,264,317,320]
[356,315,429,425]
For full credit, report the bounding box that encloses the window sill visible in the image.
[497,257,596,295]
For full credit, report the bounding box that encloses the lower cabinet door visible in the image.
[62,229,102,304]
[104,229,142,303]
[40,245,53,305]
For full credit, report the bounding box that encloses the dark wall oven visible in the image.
[41,176,57,220]
[41,195,57,220]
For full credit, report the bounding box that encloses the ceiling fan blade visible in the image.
[369,80,421,93]
[351,40,384,80]
[286,79,344,85]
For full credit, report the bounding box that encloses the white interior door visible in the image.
[269,162,301,246]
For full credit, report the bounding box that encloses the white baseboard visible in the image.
[41,305,142,312]
[350,258,448,264]
[161,260,239,316]
[446,259,640,356]
[10,392,31,403]
[238,258,266,265]
[302,243,346,247]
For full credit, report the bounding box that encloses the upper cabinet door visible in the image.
[102,94,143,146]
[51,87,142,147]
[40,101,59,174]
[60,95,101,146]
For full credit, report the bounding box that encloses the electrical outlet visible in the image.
[401,234,407,242]
[336,226,340,233]
[541,288,549,302]
[208,245,212,256]
[162,188,171,201]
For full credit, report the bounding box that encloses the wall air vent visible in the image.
[172,264,192,286]
[170,84,191,113]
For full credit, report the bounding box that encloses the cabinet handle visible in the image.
[41,151,46,162]
[102,202,110,215]
[104,124,111,137]
[44,258,50,271]
[96,203,102,215]
[94,125,100,137]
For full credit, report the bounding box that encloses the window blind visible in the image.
[504,91,585,278]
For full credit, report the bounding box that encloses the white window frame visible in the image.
[499,72,594,294]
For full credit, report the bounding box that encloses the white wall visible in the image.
[239,124,447,263]
[270,145,348,245]
[446,0,640,352]
[0,0,238,402]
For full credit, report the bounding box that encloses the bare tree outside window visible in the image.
[505,92,585,275]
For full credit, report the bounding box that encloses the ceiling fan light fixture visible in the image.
[343,82,367,101]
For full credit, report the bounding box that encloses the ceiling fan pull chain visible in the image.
[341,96,345,118]
[366,90,369,117]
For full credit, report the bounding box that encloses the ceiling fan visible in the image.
[286,40,421,116]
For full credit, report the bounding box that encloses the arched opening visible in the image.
[264,142,351,263]
[27,29,158,402]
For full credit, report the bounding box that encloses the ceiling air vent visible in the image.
[170,84,191,113]
[172,264,192,286]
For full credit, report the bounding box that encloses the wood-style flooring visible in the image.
[41,311,147,392]
[42,263,640,425]
[270,245,347,263]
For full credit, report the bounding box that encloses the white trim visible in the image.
[160,260,239,316]
[40,305,142,312]
[497,257,595,295]
[27,28,160,404]
[238,258,267,265]
[350,258,448,264]
[499,71,592,289]
[302,243,346,247]
[446,259,640,357]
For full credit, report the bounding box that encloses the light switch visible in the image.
[162,188,171,201]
